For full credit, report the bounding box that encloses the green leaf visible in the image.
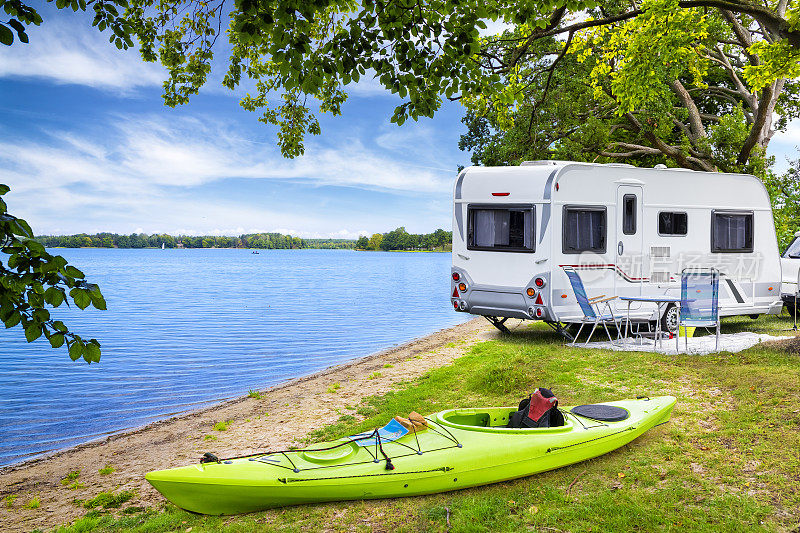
[84,342,101,363]
[13,218,33,238]
[49,333,65,348]
[3,312,21,328]
[68,341,83,361]
[24,323,42,342]
[24,239,46,255]
[45,287,66,307]
[70,288,92,310]
[90,292,107,311]
[0,184,10,195]
[0,24,13,46]
[65,265,85,279]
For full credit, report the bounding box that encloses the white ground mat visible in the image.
[577,332,792,355]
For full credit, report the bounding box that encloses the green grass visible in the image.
[82,491,135,510]
[247,390,263,399]
[60,470,80,486]
[4,494,16,508]
[212,420,231,431]
[99,465,115,476]
[52,314,800,532]
[24,496,40,510]
[367,371,382,379]
[326,382,341,393]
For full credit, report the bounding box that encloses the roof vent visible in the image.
[520,160,558,166]
[654,164,667,169]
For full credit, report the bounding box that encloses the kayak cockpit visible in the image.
[434,407,574,433]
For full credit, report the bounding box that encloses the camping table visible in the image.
[619,296,682,350]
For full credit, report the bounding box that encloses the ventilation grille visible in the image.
[650,271,671,283]
[651,246,671,258]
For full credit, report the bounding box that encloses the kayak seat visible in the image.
[437,407,574,433]
[570,404,629,422]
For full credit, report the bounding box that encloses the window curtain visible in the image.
[475,210,495,247]
[715,215,748,250]
[494,210,510,246]
[523,211,533,249]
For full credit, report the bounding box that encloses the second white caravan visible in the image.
[450,161,783,336]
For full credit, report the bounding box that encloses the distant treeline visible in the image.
[35,233,355,250]
[356,227,452,251]
[35,228,452,251]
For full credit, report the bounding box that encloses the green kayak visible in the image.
[146,396,676,515]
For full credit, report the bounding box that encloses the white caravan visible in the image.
[450,161,783,336]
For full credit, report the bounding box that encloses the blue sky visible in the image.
[0,7,797,238]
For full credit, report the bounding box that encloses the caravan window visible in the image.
[623,195,637,235]
[467,205,535,252]
[563,206,606,254]
[712,211,753,253]
[658,212,688,236]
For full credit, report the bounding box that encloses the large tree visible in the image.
[460,2,799,173]
[2,0,798,159]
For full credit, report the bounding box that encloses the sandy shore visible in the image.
[0,317,500,532]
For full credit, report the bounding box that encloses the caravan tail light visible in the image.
[458,283,467,292]
[526,288,536,298]
[453,301,459,310]
[452,272,460,281]
[459,301,468,311]
[534,277,546,288]
[535,307,544,318]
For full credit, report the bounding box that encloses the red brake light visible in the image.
[453,301,459,309]
[535,308,544,318]
[535,277,545,288]
[452,272,460,281]
[491,192,510,196]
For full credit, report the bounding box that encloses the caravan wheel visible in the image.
[661,304,678,333]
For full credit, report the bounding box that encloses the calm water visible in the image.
[0,249,468,466]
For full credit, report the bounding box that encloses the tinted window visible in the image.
[658,212,688,235]
[623,194,636,235]
[563,206,606,254]
[712,211,753,253]
[467,206,535,252]
[784,237,800,258]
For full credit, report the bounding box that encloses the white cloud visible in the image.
[0,113,457,236]
[0,18,165,91]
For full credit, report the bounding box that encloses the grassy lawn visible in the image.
[52,315,800,532]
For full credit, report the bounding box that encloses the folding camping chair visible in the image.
[563,268,623,346]
[677,268,720,353]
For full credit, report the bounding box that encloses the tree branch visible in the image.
[669,79,706,139]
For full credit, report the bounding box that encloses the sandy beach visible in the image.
[0,317,499,532]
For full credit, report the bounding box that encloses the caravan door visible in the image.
[614,185,644,310]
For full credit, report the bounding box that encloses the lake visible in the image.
[0,248,469,467]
